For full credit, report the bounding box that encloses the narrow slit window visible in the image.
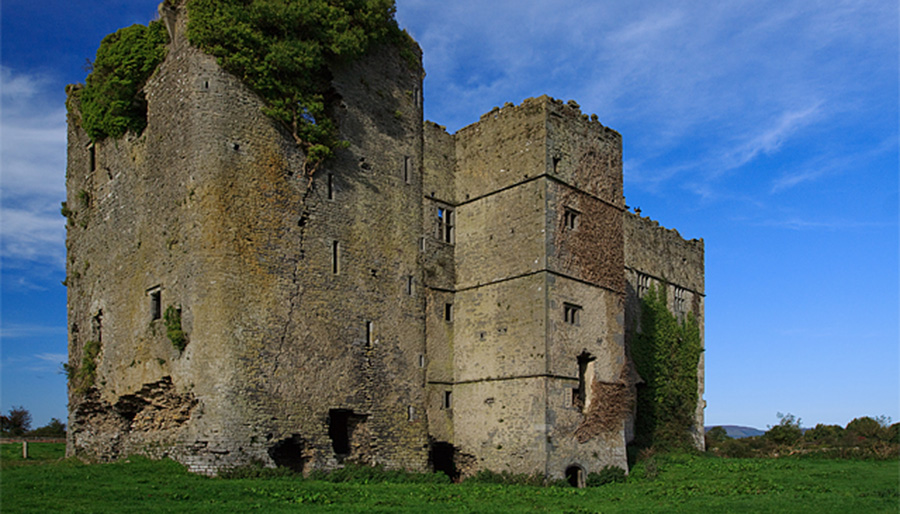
[418,354,425,367]
[403,156,411,184]
[148,287,162,321]
[407,275,414,296]
[443,391,452,409]
[444,303,453,322]
[331,241,340,275]
[407,406,415,421]
[327,173,334,200]
[88,144,96,172]
[563,303,581,325]
[366,321,374,345]
[563,208,579,230]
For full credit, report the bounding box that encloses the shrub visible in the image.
[804,424,844,446]
[77,22,169,141]
[465,469,545,486]
[185,0,415,171]
[765,413,803,446]
[705,426,729,448]
[219,462,298,479]
[586,465,626,486]
[308,462,449,484]
[845,417,885,440]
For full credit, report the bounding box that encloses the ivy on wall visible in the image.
[632,283,702,450]
[67,339,101,395]
[72,0,416,171]
[185,0,415,170]
[164,305,187,352]
[76,22,169,141]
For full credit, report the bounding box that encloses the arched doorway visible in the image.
[565,465,585,488]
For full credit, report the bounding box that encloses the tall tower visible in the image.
[65,2,428,474]
[423,98,630,481]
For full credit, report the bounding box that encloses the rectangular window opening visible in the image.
[418,354,425,368]
[563,303,581,325]
[637,273,651,298]
[407,275,414,296]
[437,207,454,244]
[366,321,374,346]
[148,287,162,321]
[327,173,334,200]
[563,208,579,230]
[407,406,415,422]
[403,156,412,184]
[444,303,453,322]
[331,241,340,275]
[674,287,686,315]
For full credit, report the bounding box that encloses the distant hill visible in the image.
[705,425,765,439]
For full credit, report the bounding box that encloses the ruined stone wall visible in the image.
[623,211,705,448]
[67,3,428,474]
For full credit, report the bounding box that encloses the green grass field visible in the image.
[1,443,897,513]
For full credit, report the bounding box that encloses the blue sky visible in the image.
[1,1,897,430]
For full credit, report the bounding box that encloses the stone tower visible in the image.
[422,99,632,480]
[65,2,704,481]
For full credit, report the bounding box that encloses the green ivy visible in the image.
[164,305,187,352]
[77,22,169,141]
[185,0,414,169]
[632,284,703,450]
[72,340,101,395]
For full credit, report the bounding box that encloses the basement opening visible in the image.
[565,465,585,488]
[429,441,459,481]
[268,435,307,473]
[328,409,367,458]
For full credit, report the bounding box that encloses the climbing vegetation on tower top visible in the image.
[73,0,417,171]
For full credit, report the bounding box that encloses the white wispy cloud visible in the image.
[1,66,68,268]
[769,135,897,193]
[0,324,67,339]
[398,0,896,206]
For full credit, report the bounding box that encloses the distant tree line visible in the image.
[706,413,899,460]
[0,406,66,438]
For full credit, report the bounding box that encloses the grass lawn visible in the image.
[1,443,897,513]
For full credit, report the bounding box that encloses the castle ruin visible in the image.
[65,2,704,483]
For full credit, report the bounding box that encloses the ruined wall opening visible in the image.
[268,435,307,473]
[573,352,596,410]
[565,465,585,488]
[429,441,459,481]
[328,409,367,458]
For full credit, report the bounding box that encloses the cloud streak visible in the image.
[1,67,68,268]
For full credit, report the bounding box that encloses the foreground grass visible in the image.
[1,444,897,513]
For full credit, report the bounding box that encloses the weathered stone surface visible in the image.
[66,2,704,480]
